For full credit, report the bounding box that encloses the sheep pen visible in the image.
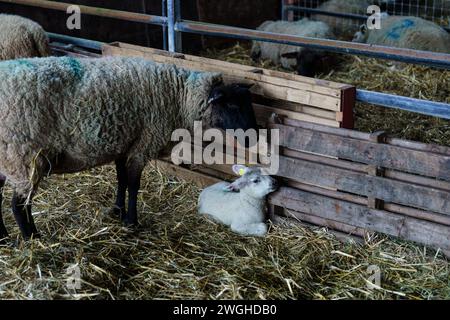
[203,43,450,146]
[0,45,449,301]
[0,163,449,300]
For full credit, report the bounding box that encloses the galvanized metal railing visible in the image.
[1,0,450,119]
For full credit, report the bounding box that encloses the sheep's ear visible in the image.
[223,183,240,192]
[232,164,249,176]
[281,51,300,59]
[360,24,367,34]
[207,89,225,104]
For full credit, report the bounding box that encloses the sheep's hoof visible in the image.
[24,233,41,241]
[108,206,125,218]
[121,219,139,229]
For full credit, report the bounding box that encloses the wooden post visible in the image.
[367,131,387,210]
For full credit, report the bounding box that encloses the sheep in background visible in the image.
[0,56,258,241]
[311,0,373,40]
[251,19,336,77]
[352,16,450,53]
[0,14,51,60]
[198,165,278,237]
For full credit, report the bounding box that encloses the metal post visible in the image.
[167,0,182,52]
[162,0,168,51]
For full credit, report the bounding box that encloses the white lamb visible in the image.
[198,165,278,237]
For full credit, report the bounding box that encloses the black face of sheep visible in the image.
[204,84,258,132]
[281,49,323,78]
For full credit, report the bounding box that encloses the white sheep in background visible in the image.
[251,18,336,77]
[0,14,51,60]
[352,15,450,53]
[198,165,278,237]
[311,0,395,40]
[311,0,373,40]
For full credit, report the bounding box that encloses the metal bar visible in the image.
[284,5,368,21]
[286,4,450,32]
[167,0,181,52]
[175,20,450,69]
[356,90,450,119]
[48,32,103,51]
[1,0,167,26]
[161,0,168,51]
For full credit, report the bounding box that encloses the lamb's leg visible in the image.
[122,161,143,227]
[0,177,8,242]
[231,222,267,237]
[12,192,39,240]
[112,158,128,218]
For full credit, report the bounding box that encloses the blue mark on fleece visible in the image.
[0,59,36,73]
[188,71,202,82]
[61,57,84,80]
[387,19,415,40]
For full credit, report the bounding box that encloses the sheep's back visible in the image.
[255,20,334,66]
[0,57,181,174]
[367,16,450,53]
[0,14,50,59]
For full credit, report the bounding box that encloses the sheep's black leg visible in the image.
[12,193,39,240]
[0,178,8,242]
[113,158,128,218]
[122,165,143,227]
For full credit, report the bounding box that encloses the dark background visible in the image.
[0,0,280,53]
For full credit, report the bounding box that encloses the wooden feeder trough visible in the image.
[101,42,450,255]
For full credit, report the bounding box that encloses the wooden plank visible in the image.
[102,43,343,111]
[340,86,355,129]
[153,160,220,188]
[269,187,450,251]
[252,95,339,120]
[281,208,366,237]
[104,42,350,92]
[276,156,450,215]
[271,123,450,182]
[271,215,364,244]
[385,170,450,192]
[384,203,450,226]
[254,104,340,127]
[284,179,450,227]
[387,137,450,156]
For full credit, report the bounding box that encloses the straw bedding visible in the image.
[0,164,448,299]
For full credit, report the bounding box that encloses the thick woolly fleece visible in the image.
[356,16,450,53]
[251,19,335,70]
[311,0,371,39]
[0,56,222,196]
[0,14,51,60]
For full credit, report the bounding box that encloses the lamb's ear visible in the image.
[232,164,249,176]
[281,51,300,59]
[223,178,249,192]
[223,183,239,192]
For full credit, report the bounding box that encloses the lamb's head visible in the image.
[353,24,368,43]
[224,165,278,199]
[202,83,258,132]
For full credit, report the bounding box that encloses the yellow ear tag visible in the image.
[238,168,246,176]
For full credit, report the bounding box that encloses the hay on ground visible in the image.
[0,164,448,299]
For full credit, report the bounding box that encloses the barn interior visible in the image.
[0,0,449,300]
